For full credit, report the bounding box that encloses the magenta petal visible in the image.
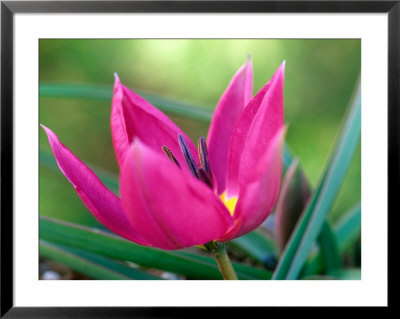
[111,73,132,166]
[227,62,285,197]
[41,125,149,246]
[219,127,285,241]
[112,76,198,170]
[120,139,234,250]
[207,60,253,194]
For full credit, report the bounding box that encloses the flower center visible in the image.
[219,192,238,217]
[162,134,213,189]
[162,134,237,216]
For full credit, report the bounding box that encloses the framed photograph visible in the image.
[1,0,395,316]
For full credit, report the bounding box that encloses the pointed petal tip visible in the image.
[247,53,252,63]
[40,124,54,137]
[40,125,55,142]
[279,60,286,73]
[278,60,286,74]
[245,55,253,69]
[236,55,252,74]
[113,73,122,91]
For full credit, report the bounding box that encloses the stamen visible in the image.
[178,134,199,178]
[197,168,213,188]
[162,145,181,168]
[197,137,211,177]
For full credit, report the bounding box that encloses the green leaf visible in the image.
[301,202,361,277]
[300,252,323,278]
[329,268,361,280]
[318,221,342,273]
[273,82,361,280]
[40,240,161,280]
[303,268,361,280]
[40,83,213,122]
[300,275,338,280]
[177,250,272,280]
[334,203,361,253]
[300,269,360,280]
[40,217,271,280]
[229,230,277,264]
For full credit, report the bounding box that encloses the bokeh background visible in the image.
[39,39,361,229]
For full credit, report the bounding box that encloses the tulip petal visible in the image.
[227,62,285,197]
[207,60,253,194]
[112,75,198,170]
[41,125,149,246]
[111,73,131,166]
[120,139,234,250]
[219,127,285,241]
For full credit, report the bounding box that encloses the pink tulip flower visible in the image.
[42,59,285,250]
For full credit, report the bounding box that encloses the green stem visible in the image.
[206,242,238,280]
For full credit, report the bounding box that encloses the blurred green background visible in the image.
[39,39,361,228]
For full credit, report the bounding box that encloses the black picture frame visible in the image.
[1,1,396,317]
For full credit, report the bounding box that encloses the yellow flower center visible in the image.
[220,192,238,217]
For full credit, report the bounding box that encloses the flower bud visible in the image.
[275,159,311,253]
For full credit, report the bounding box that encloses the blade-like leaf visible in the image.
[273,82,361,280]
[177,250,272,280]
[40,240,161,280]
[329,268,361,280]
[40,83,213,122]
[318,221,342,273]
[301,203,361,277]
[303,268,361,280]
[40,217,271,280]
[229,230,277,265]
[300,269,360,280]
[334,203,361,252]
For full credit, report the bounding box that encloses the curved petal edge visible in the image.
[41,125,149,246]
[207,59,253,194]
[112,77,198,172]
[227,61,285,197]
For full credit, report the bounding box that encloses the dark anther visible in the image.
[197,168,213,188]
[198,137,211,177]
[178,134,199,178]
[162,145,181,169]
